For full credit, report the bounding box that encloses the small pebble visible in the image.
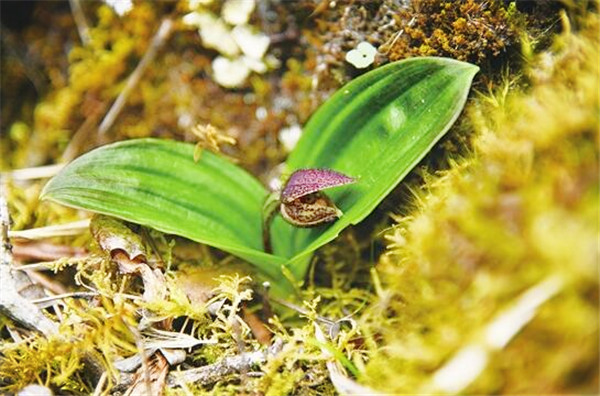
[345,41,378,69]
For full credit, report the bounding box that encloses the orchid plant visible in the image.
[42,57,479,296]
[262,169,355,253]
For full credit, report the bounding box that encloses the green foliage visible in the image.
[42,57,478,294]
[273,57,479,278]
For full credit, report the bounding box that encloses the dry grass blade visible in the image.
[8,219,90,240]
[142,328,217,350]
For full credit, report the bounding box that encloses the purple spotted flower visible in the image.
[279,169,355,227]
[262,168,355,251]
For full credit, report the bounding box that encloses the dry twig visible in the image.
[98,18,173,137]
[1,164,64,181]
[166,339,283,387]
[423,275,564,394]
[0,195,58,336]
[69,0,91,46]
[61,17,174,161]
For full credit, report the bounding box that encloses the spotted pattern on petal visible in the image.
[281,169,355,203]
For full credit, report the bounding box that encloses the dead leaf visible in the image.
[242,306,272,345]
[175,263,250,306]
[124,351,169,396]
[90,214,146,263]
[139,265,168,303]
[91,215,167,302]
[12,241,86,261]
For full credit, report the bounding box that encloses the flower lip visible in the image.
[280,168,355,203]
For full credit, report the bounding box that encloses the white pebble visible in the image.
[105,0,133,16]
[345,41,377,69]
[232,25,270,60]
[222,0,256,25]
[212,56,250,88]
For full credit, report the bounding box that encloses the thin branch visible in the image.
[13,241,87,262]
[142,328,217,350]
[425,275,564,394]
[12,257,92,272]
[92,372,108,396]
[30,291,98,305]
[25,270,69,296]
[128,324,153,396]
[98,18,173,136]
[69,0,91,46]
[166,339,283,387]
[61,100,107,162]
[0,195,59,336]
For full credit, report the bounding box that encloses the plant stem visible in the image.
[261,192,280,253]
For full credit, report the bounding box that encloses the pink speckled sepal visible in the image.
[281,169,355,203]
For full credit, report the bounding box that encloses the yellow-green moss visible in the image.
[0,291,139,394]
[361,9,599,395]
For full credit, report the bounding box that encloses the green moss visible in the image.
[361,9,599,395]
[4,179,84,236]
[0,291,139,394]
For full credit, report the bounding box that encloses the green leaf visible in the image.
[42,57,478,293]
[41,139,287,285]
[270,57,479,278]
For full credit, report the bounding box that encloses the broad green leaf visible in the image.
[41,139,287,285]
[270,57,479,278]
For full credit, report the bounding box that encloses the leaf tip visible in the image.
[456,59,480,77]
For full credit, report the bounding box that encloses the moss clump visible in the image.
[293,0,556,93]
[0,291,139,394]
[382,0,524,64]
[361,9,599,395]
